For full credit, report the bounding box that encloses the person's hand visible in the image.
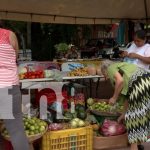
[128,53,139,59]
[119,51,128,58]
[108,97,117,105]
[117,113,125,123]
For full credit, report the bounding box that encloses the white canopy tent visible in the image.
[0,0,150,24]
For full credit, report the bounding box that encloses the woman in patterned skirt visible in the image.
[101,60,150,150]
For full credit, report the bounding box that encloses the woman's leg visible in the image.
[3,85,29,150]
[126,70,150,150]
[3,115,29,150]
[130,143,138,150]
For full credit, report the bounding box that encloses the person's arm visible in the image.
[9,31,19,58]
[128,53,150,64]
[118,100,128,123]
[109,72,124,105]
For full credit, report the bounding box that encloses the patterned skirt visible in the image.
[125,69,150,144]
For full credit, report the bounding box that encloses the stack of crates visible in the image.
[42,126,93,150]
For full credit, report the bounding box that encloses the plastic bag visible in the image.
[100,119,126,136]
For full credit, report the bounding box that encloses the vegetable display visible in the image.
[100,119,126,136]
[2,117,47,137]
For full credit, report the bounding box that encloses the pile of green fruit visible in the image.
[2,117,47,137]
[90,101,123,113]
[70,118,86,128]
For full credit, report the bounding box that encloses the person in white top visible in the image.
[121,30,150,70]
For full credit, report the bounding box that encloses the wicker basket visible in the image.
[90,109,121,117]
[1,124,48,142]
[89,99,122,117]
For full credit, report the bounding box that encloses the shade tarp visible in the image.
[0,0,150,24]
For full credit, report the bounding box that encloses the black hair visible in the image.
[134,30,146,40]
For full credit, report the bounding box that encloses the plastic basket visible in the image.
[42,126,93,150]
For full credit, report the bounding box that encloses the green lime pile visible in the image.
[2,117,47,137]
[90,101,123,113]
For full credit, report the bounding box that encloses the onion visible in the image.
[48,123,63,131]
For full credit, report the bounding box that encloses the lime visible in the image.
[29,131,35,135]
[35,126,39,130]
[34,130,39,134]
[39,126,45,132]
[30,126,35,131]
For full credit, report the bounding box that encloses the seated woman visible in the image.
[100,60,150,150]
[65,44,79,59]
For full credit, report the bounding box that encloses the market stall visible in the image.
[0,59,128,150]
[0,0,150,149]
[15,61,128,150]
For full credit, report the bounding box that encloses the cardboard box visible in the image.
[94,133,128,150]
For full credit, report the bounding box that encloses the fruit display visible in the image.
[2,117,47,137]
[67,67,88,76]
[87,98,124,116]
[87,98,94,106]
[90,101,123,113]
[70,118,86,128]
[19,70,44,79]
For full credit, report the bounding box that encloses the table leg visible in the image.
[96,78,100,97]
[89,78,92,97]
